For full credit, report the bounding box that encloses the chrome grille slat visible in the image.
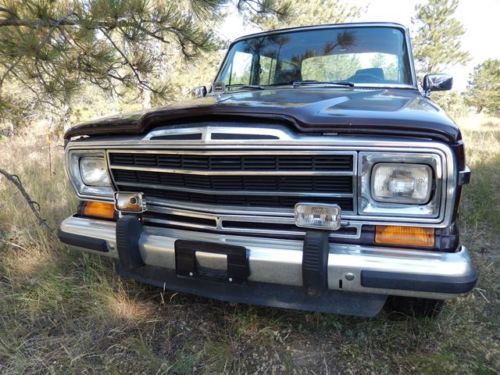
[109,164,353,176]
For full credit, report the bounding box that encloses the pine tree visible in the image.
[0,0,291,129]
[412,0,470,74]
[465,59,500,114]
[252,0,360,30]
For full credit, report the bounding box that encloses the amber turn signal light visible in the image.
[375,225,435,248]
[80,201,116,220]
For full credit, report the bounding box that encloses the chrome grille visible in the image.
[107,149,357,237]
[108,151,356,211]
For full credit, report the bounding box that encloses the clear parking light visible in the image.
[294,203,341,230]
[371,163,432,204]
[79,156,111,187]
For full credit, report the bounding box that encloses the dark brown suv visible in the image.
[59,23,476,317]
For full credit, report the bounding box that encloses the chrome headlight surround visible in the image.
[66,149,114,200]
[359,152,443,218]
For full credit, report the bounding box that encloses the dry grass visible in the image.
[0,115,499,374]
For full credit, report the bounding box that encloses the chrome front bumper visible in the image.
[59,216,477,304]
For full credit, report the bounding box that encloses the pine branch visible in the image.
[98,27,160,95]
[0,57,20,89]
[0,168,54,233]
[0,6,17,20]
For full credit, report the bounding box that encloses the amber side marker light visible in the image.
[80,201,116,220]
[375,225,435,248]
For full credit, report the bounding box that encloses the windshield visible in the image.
[215,26,414,90]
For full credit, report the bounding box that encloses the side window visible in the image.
[229,51,253,85]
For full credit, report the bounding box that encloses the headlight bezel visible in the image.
[67,149,114,200]
[359,152,443,219]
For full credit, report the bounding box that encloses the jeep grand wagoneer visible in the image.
[59,23,476,317]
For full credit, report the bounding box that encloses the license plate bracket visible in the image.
[175,240,249,283]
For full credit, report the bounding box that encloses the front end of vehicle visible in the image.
[58,124,476,317]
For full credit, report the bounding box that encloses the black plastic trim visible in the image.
[116,263,387,317]
[175,240,249,283]
[58,229,108,252]
[458,167,471,186]
[116,216,145,270]
[302,230,330,292]
[361,270,478,294]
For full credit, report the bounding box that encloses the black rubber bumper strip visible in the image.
[361,270,478,294]
[116,215,145,271]
[302,230,330,292]
[117,263,387,317]
[58,229,108,253]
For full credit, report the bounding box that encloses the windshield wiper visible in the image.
[225,84,266,91]
[292,80,355,88]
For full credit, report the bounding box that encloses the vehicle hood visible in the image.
[65,88,461,143]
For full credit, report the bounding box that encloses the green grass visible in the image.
[0,116,499,374]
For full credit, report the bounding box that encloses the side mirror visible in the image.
[422,74,453,95]
[192,85,207,98]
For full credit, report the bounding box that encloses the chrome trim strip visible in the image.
[145,125,293,141]
[107,149,357,155]
[142,204,361,239]
[110,165,354,177]
[147,197,355,217]
[116,181,353,198]
[145,217,216,232]
[148,198,298,216]
[60,216,474,299]
[70,140,440,149]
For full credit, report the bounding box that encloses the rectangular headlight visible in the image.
[371,163,432,204]
[67,150,113,199]
[80,156,112,187]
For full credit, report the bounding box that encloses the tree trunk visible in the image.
[60,92,73,134]
[141,88,152,109]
